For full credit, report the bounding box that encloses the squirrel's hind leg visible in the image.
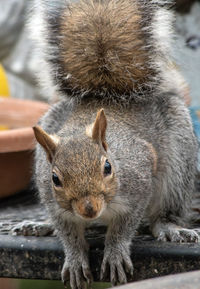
[151,221,200,243]
[11,220,54,236]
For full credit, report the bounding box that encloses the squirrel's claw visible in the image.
[62,266,70,288]
[100,259,107,281]
[124,256,134,277]
[82,264,93,285]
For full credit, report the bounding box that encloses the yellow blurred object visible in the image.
[0,64,10,130]
[0,64,10,97]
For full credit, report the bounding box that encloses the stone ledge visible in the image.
[1,234,200,282]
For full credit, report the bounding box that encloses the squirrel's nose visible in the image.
[83,200,97,218]
[73,195,104,219]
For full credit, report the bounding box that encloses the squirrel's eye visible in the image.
[104,159,112,176]
[52,172,61,187]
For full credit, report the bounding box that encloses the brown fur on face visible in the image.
[52,136,118,214]
[60,0,153,94]
[34,110,118,217]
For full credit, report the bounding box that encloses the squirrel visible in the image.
[29,0,199,288]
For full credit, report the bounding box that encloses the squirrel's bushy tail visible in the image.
[31,0,174,99]
[59,0,155,95]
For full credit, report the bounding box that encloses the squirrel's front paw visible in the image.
[61,256,93,289]
[100,246,133,286]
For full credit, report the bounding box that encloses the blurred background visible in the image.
[0,0,200,288]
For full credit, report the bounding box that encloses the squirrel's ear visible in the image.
[92,109,108,151]
[33,126,59,163]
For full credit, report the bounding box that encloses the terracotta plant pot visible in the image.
[0,97,49,199]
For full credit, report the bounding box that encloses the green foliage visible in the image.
[18,279,111,289]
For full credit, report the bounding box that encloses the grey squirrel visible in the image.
[30,0,199,288]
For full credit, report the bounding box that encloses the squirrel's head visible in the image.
[33,109,118,220]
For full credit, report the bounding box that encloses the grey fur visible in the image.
[31,0,199,288]
[34,95,198,287]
